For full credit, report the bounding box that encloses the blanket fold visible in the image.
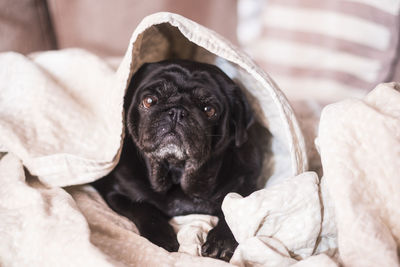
[318,82,400,267]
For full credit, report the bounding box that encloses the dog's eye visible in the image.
[203,106,216,118]
[142,95,158,108]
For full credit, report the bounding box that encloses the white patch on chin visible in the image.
[154,144,185,160]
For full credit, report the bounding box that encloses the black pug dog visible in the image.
[92,59,263,261]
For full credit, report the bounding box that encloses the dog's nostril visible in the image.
[168,108,186,121]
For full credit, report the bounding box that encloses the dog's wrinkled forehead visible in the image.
[133,60,232,102]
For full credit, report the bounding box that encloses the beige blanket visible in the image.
[0,12,399,267]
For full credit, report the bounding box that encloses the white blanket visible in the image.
[222,82,400,266]
[318,83,400,266]
[1,12,399,267]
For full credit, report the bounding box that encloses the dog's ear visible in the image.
[231,86,254,147]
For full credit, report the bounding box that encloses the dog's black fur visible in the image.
[92,59,263,261]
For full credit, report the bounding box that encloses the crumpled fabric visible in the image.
[222,172,337,267]
[0,153,114,267]
[318,82,400,267]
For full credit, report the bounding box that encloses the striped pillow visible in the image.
[238,0,400,102]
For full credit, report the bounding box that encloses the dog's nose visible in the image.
[168,108,186,122]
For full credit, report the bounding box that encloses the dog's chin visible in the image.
[152,132,181,156]
[153,144,186,163]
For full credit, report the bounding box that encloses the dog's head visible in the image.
[125,60,253,196]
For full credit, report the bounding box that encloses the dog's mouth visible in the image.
[146,130,210,195]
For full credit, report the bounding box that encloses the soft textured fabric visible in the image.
[169,172,337,264]
[318,82,400,266]
[223,172,334,266]
[238,0,400,102]
[0,50,120,187]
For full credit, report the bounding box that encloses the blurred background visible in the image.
[1,0,399,103]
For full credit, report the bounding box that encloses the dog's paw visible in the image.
[141,223,179,252]
[149,231,180,252]
[201,226,238,261]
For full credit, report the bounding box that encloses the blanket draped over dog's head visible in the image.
[0,12,307,189]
